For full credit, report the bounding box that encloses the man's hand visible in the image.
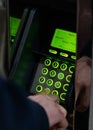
[28,94,68,130]
[75,56,91,112]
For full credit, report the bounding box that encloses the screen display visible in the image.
[10,16,21,56]
[10,16,21,37]
[51,28,76,53]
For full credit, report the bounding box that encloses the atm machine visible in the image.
[8,0,92,130]
[9,2,77,129]
[0,0,92,129]
[9,6,77,108]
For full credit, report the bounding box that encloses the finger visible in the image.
[76,88,90,112]
[50,105,68,129]
[51,128,65,130]
[58,105,67,117]
[40,88,51,95]
[49,95,60,103]
[57,105,68,128]
[56,117,68,130]
[41,88,60,103]
[51,117,68,130]
[75,71,81,104]
[75,83,81,105]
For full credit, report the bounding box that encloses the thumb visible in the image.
[58,105,67,117]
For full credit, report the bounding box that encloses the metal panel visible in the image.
[0,0,9,77]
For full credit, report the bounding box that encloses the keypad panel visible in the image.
[30,57,75,103]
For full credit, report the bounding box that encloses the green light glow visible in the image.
[54,81,61,88]
[60,52,68,57]
[51,28,76,53]
[49,49,57,54]
[63,84,69,92]
[51,90,58,96]
[10,16,21,37]
[60,93,66,101]
[36,85,43,92]
[46,79,53,86]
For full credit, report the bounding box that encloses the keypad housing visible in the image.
[30,56,75,104]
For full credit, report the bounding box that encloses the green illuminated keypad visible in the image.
[31,57,75,103]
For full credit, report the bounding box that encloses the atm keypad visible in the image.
[30,57,75,102]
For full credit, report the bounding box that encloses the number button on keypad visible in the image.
[52,61,59,68]
[39,76,46,84]
[60,63,67,71]
[57,72,64,80]
[44,59,51,66]
[66,75,72,83]
[41,68,48,75]
[36,85,43,92]
[49,70,56,78]
[54,81,62,88]
[46,79,53,86]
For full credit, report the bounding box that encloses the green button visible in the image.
[52,61,59,68]
[60,63,67,71]
[71,55,76,60]
[41,68,48,75]
[69,66,75,74]
[51,90,59,96]
[54,81,61,88]
[57,72,64,80]
[63,84,69,91]
[39,76,46,84]
[60,93,66,101]
[60,52,68,57]
[66,75,72,82]
[46,79,53,86]
[49,70,56,77]
[36,85,43,92]
[44,59,51,66]
[49,49,57,54]
[42,88,51,95]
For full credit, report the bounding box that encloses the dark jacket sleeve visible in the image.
[0,77,49,130]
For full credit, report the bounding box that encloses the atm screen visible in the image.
[51,28,76,53]
[10,16,21,43]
